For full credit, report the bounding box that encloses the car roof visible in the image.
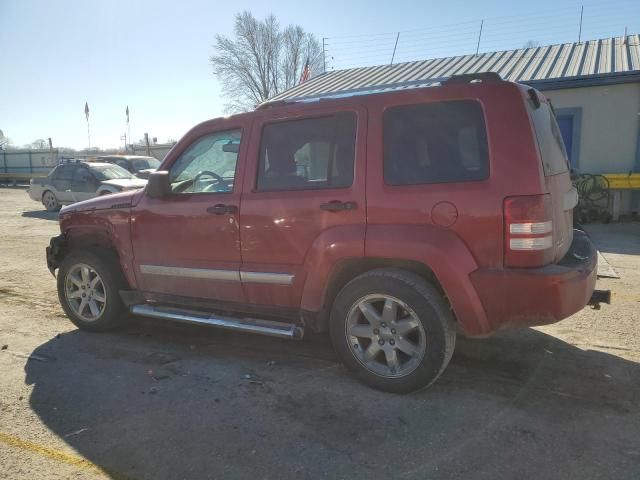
[98,155,155,160]
[82,162,113,167]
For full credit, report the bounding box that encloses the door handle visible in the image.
[207,204,238,215]
[320,200,357,212]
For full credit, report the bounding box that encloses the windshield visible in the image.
[91,164,135,180]
[131,157,161,170]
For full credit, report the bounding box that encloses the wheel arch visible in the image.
[302,224,491,336]
[54,226,136,289]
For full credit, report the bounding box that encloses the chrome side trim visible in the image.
[564,187,579,211]
[240,271,295,285]
[139,265,240,282]
[139,265,294,285]
[130,304,304,340]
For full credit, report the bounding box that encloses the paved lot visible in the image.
[0,186,639,480]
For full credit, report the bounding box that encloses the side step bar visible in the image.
[130,304,304,340]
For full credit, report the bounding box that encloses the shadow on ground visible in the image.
[23,319,640,480]
[21,210,59,221]
[585,223,640,256]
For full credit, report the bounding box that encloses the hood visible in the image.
[100,178,148,189]
[60,189,139,215]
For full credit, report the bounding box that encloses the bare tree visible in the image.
[210,11,323,112]
[30,139,48,150]
[523,40,540,48]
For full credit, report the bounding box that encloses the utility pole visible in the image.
[322,37,326,73]
[578,5,584,43]
[475,20,484,56]
[390,32,400,65]
[144,133,151,156]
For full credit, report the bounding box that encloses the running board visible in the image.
[130,304,304,340]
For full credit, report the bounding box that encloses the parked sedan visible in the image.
[95,155,161,179]
[28,161,147,211]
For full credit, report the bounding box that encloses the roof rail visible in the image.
[444,72,502,85]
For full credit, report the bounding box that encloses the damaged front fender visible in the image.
[46,233,66,276]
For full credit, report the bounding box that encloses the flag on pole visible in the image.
[126,106,130,124]
[84,102,90,121]
[299,59,310,84]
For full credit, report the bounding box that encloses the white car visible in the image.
[28,161,147,211]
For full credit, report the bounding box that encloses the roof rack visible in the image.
[257,72,504,110]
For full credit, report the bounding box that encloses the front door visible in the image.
[239,107,367,308]
[131,121,248,303]
[71,165,99,202]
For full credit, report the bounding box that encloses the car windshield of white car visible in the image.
[92,165,135,180]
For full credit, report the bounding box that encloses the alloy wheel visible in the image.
[346,294,427,378]
[64,263,107,322]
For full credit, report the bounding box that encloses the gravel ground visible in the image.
[0,187,639,480]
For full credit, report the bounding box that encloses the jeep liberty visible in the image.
[46,74,609,393]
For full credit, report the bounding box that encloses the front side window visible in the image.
[73,167,98,192]
[169,129,241,194]
[257,113,356,191]
[383,100,489,185]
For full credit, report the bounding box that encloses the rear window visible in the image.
[529,100,569,176]
[383,100,489,185]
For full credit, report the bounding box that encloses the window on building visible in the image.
[257,113,356,191]
[383,100,489,185]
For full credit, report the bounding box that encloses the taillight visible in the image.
[504,194,553,267]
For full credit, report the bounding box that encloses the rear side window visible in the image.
[383,100,489,185]
[257,112,356,191]
[529,101,570,176]
[53,164,75,180]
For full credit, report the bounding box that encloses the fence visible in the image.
[1,149,59,181]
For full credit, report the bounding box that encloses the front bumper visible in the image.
[470,229,598,331]
[46,233,66,275]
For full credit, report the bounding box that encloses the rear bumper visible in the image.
[469,229,597,332]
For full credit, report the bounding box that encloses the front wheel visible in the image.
[330,269,456,393]
[57,249,128,332]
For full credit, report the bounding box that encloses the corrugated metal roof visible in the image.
[268,34,640,103]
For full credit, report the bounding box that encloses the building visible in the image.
[269,34,640,213]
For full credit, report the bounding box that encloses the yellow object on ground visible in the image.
[603,173,640,190]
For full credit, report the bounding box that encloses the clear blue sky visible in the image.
[2,0,638,150]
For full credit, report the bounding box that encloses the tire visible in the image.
[330,268,456,393]
[42,190,61,212]
[57,249,128,332]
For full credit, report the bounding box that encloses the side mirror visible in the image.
[146,171,170,198]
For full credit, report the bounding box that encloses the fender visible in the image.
[365,225,490,335]
[59,208,137,289]
[300,224,366,312]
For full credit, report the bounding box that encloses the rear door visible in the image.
[528,94,575,261]
[239,107,366,308]
[51,164,75,203]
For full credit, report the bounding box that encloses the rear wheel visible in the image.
[330,268,456,393]
[42,190,60,211]
[57,249,128,331]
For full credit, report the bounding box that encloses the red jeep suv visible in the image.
[47,74,606,393]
